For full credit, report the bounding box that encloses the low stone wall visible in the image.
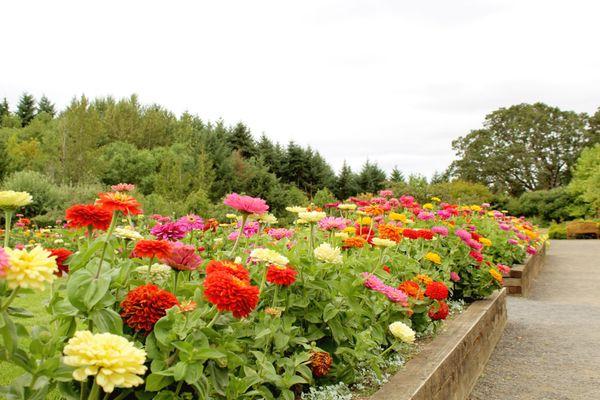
[503,241,547,296]
[369,288,507,400]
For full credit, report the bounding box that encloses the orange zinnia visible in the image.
[342,236,367,250]
[132,239,172,259]
[398,280,424,300]
[96,192,142,215]
[378,223,402,243]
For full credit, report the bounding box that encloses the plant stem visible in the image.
[3,210,13,248]
[174,380,184,396]
[80,380,88,400]
[206,311,219,328]
[229,214,247,258]
[88,381,101,400]
[173,270,179,293]
[272,285,279,307]
[146,256,155,284]
[94,211,118,279]
[0,287,20,312]
[380,342,395,357]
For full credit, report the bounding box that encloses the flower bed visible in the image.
[0,189,542,399]
[503,240,547,296]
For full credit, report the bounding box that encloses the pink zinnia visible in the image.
[508,238,519,245]
[497,264,511,275]
[526,246,537,255]
[0,248,9,277]
[417,211,435,221]
[318,217,348,231]
[379,189,394,198]
[223,193,269,215]
[437,209,452,220]
[361,272,408,306]
[450,272,461,282]
[268,228,294,240]
[160,242,202,271]
[151,221,188,241]
[455,229,472,241]
[431,226,448,236]
[111,183,136,192]
[150,214,172,224]
[498,223,510,231]
[516,232,528,241]
[466,239,483,250]
[177,214,205,231]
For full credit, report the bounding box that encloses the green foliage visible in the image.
[507,187,592,223]
[450,103,596,195]
[429,180,492,204]
[312,188,337,207]
[16,93,37,127]
[569,143,600,217]
[98,142,159,189]
[548,223,567,239]
[37,96,56,118]
[389,166,405,183]
[334,162,358,201]
[1,170,62,216]
[356,161,386,194]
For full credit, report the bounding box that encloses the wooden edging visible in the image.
[369,288,507,400]
[503,241,547,296]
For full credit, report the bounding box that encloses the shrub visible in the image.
[429,180,492,204]
[548,223,567,239]
[507,187,591,223]
[1,170,62,216]
[312,187,337,207]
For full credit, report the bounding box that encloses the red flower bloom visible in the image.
[428,300,449,320]
[132,239,172,259]
[382,265,391,274]
[469,250,483,263]
[96,192,142,215]
[203,271,259,318]
[65,204,112,230]
[205,260,250,281]
[203,218,219,232]
[120,284,179,333]
[310,351,333,377]
[401,228,419,240]
[425,281,449,300]
[48,247,73,277]
[266,265,297,286]
[418,229,434,240]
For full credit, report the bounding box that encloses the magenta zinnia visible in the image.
[223,193,269,215]
[160,242,202,271]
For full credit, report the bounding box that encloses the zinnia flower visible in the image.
[110,183,135,192]
[372,237,397,247]
[132,239,172,259]
[413,274,433,285]
[160,242,202,271]
[203,270,259,318]
[0,248,9,277]
[310,351,333,377]
[249,248,289,266]
[428,301,449,320]
[65,204,112,231]
[450,272,461,282]
[150,221,188,241]
[224,193,269,215]
[317,216,348,231]
[96,192,142,215]
[0,191,32,210]
[63,330,146,393]
[314,243,343,264]
[424,252,442,265]
[177,214,205,231]
[267,228,294,240]
[47,247,73,277]
[378,223,403,242]
[431,226,448,236]
[469,250,483,263]
[113,226,143,240]
[205,260,250,281]
[4,246,58,289]
[388,321,415,343]
[298,211,327,223]
[337,203,357,211]
[425,281,449,300]
[489,268,503,283]
[286,206,308,213]
[398,280,424,300]
[266,265,297,286]
[120,284,179,333]
[342,236,366,250]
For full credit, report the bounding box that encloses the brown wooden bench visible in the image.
[566,221,599,239]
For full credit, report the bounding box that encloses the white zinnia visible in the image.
[338,203,357,210]
[314,243,343,264]
[286,206,308,214]
[250,248,289,266]
[298,211,327,223]
[389,321,415,343]
[372,237,397,247]
[113,226,143,241]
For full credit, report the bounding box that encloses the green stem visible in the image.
[94,212,118,279]
[3,210,13,248]
[380,342,395,357]
[112,389,132,400]
[79,380,88,400]
[206,311,219,328]
[173,271,179,293]
[229,214,247,258]
[0,287,20,312]
[174,380,184,396]
[88,380,101,400]
[146,256,155,284]
[272,285,279,307]
[259,264,268,294]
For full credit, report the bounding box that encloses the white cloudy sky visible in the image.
[2,0,599,177]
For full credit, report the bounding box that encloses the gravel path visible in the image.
[470,240,600,400]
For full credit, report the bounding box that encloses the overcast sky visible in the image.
[2,0,599,177]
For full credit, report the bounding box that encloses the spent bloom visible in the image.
[314,243,343,264]
[63,330,147,393]
[0,191,33,210]
[250,248,289,266]
[5,246,58,290]
[224,193,269,215]
[388,321,415,343]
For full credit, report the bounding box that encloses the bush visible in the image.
[548,223,567,239]
[429,180,492,204]
[312,187,337,207]
[1,170,62,216]
[507,187,591,223]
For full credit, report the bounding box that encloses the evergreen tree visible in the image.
[334,161,358,200]
[390,166,405,183]
[256,134,278,172]
[281,141,309,190]
[227,122,256,158]
[16,93,36,126]
[0,98,9,125]
[356,160,387,194]
[430,170,448,184]
[37,95,56,117]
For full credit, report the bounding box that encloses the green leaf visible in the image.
[322,303,338,322]
[66,268,111,311]
[6,306,33,318]
[89,308,123,334]
[145,373,174,391]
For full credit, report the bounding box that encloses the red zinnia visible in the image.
[469,250,483,263]
[48,247,73,277]
[418,229,435,240]
[425,281,449,300]
[428,300,449,320]
[120,284,179,333]
[205,260,250,281]
[65,204,112,230]
[132,239,172,259]
[266,265,297,286]
[96,192,142,215]
[310,351,333,377]
[401,229,419,240]
[203,270,259,318]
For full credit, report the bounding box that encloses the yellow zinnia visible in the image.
[424,252,442,265]
[63,330,147,393]
[372,237,397,248]
[0,191,33,210]
[479,237,492,247]
[489,268,503,283]
[389,212,407,222]
[250,248,289,266]
[5,246,57,290]
[358,216,372,226]
[388,321,415,343]
[298,211,327,223]
[314,243,343,264]
[423,203,434,210]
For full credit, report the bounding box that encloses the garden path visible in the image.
[470,240,600,400]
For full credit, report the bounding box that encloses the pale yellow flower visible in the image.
[371,237,397,248]
[337,203,357,211]
[424,252,442,265]
[314,243,343,264]
[226,213,238,220]
[258,213,278,224]
[388,321,415,343]
[113,226,143,241]
[335,232,349,240]
[250,248,289,266]
[63,330,146,393]
[135,263,171,282]
[298,211,327,223]
[294,218,308,225]
[430,196,441,202]
[0,191,33,210]
[5,246,57,290]
[423,203,434,210]
[286,206,308,214]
